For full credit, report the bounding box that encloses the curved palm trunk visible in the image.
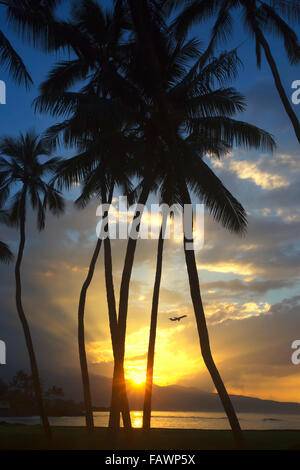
[143,224,164,430]
[15,191,51,442]
[106,298,132,430]
[258,31,300,144]
[109,182,151,430]
[179,180,245,450]
[78,238,102,431]
[78,190,131,431]
[102,190,132,430]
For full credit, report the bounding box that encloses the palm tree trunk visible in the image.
[109,181,151,430]
[258,30,300,144]
[179,180,245,450]
[78,188,131,431]
[78,238,102,432]
[102,188,132,430]
[143,224,165,430]
[15,190,51,442]
[108,341,131,429]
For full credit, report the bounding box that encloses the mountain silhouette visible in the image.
[61,375,300,415]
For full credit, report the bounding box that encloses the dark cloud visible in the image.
[202,279,295,296]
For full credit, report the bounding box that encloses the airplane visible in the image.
[169,315,187,322]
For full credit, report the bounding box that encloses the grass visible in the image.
[1,425,300,450]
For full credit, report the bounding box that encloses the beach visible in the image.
[1,425,300,450]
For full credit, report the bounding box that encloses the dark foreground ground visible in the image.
[1,426,300,450]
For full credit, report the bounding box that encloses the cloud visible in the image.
[205,300,270,325]
[199,261,258,276]
[1,168,300,403]
[228,160,289,190]
[180,296,300,402]
[196,211,300,283]
[202,279,296,296]
[211,155,289,190]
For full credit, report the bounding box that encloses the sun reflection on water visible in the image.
[132,411,142,428]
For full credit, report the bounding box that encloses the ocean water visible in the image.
[2,411,300,430]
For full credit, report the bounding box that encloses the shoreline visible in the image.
[2,408,300,417]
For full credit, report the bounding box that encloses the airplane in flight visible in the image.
[169,315,187,322]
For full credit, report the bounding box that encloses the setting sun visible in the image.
[125,369,146,386]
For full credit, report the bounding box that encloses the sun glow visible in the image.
[126,370,146,386]
[87,324,202,388]
[125,357,147,385]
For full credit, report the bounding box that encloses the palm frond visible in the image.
[43,184,65,218]
[260,2,300,64]
[34,92,126,123]
[185,156,247,234]
[201,0,233,64]
[0,240,13,263]
[172,0,221,39]
[39,60,91,96]
[269,0,300,23]
[188,117,276,151]
[198,49,243,87]
[185,88,246,119]
[0,30,32,87]
[4,0,66,51]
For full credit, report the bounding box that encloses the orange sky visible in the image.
[2,150,300,404]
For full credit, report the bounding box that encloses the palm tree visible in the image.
[35,0,274,443]
[106,1,275,446]
[34,0,143,431]
[50,117,136,430]
[142,132,243,430]
[171,0,300,143]
[142,150,247,434]
[0,130,64,442]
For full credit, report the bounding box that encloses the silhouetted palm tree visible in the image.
[53,124,135,431]
[142,131,247,430]
[34,0,143,431]
[108,1,275,447]
[35,0,137,430]
[35,0,275,445]
[0,130,64,442]
[172,0,300,143]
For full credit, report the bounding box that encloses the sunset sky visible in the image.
[0,2,300,406]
